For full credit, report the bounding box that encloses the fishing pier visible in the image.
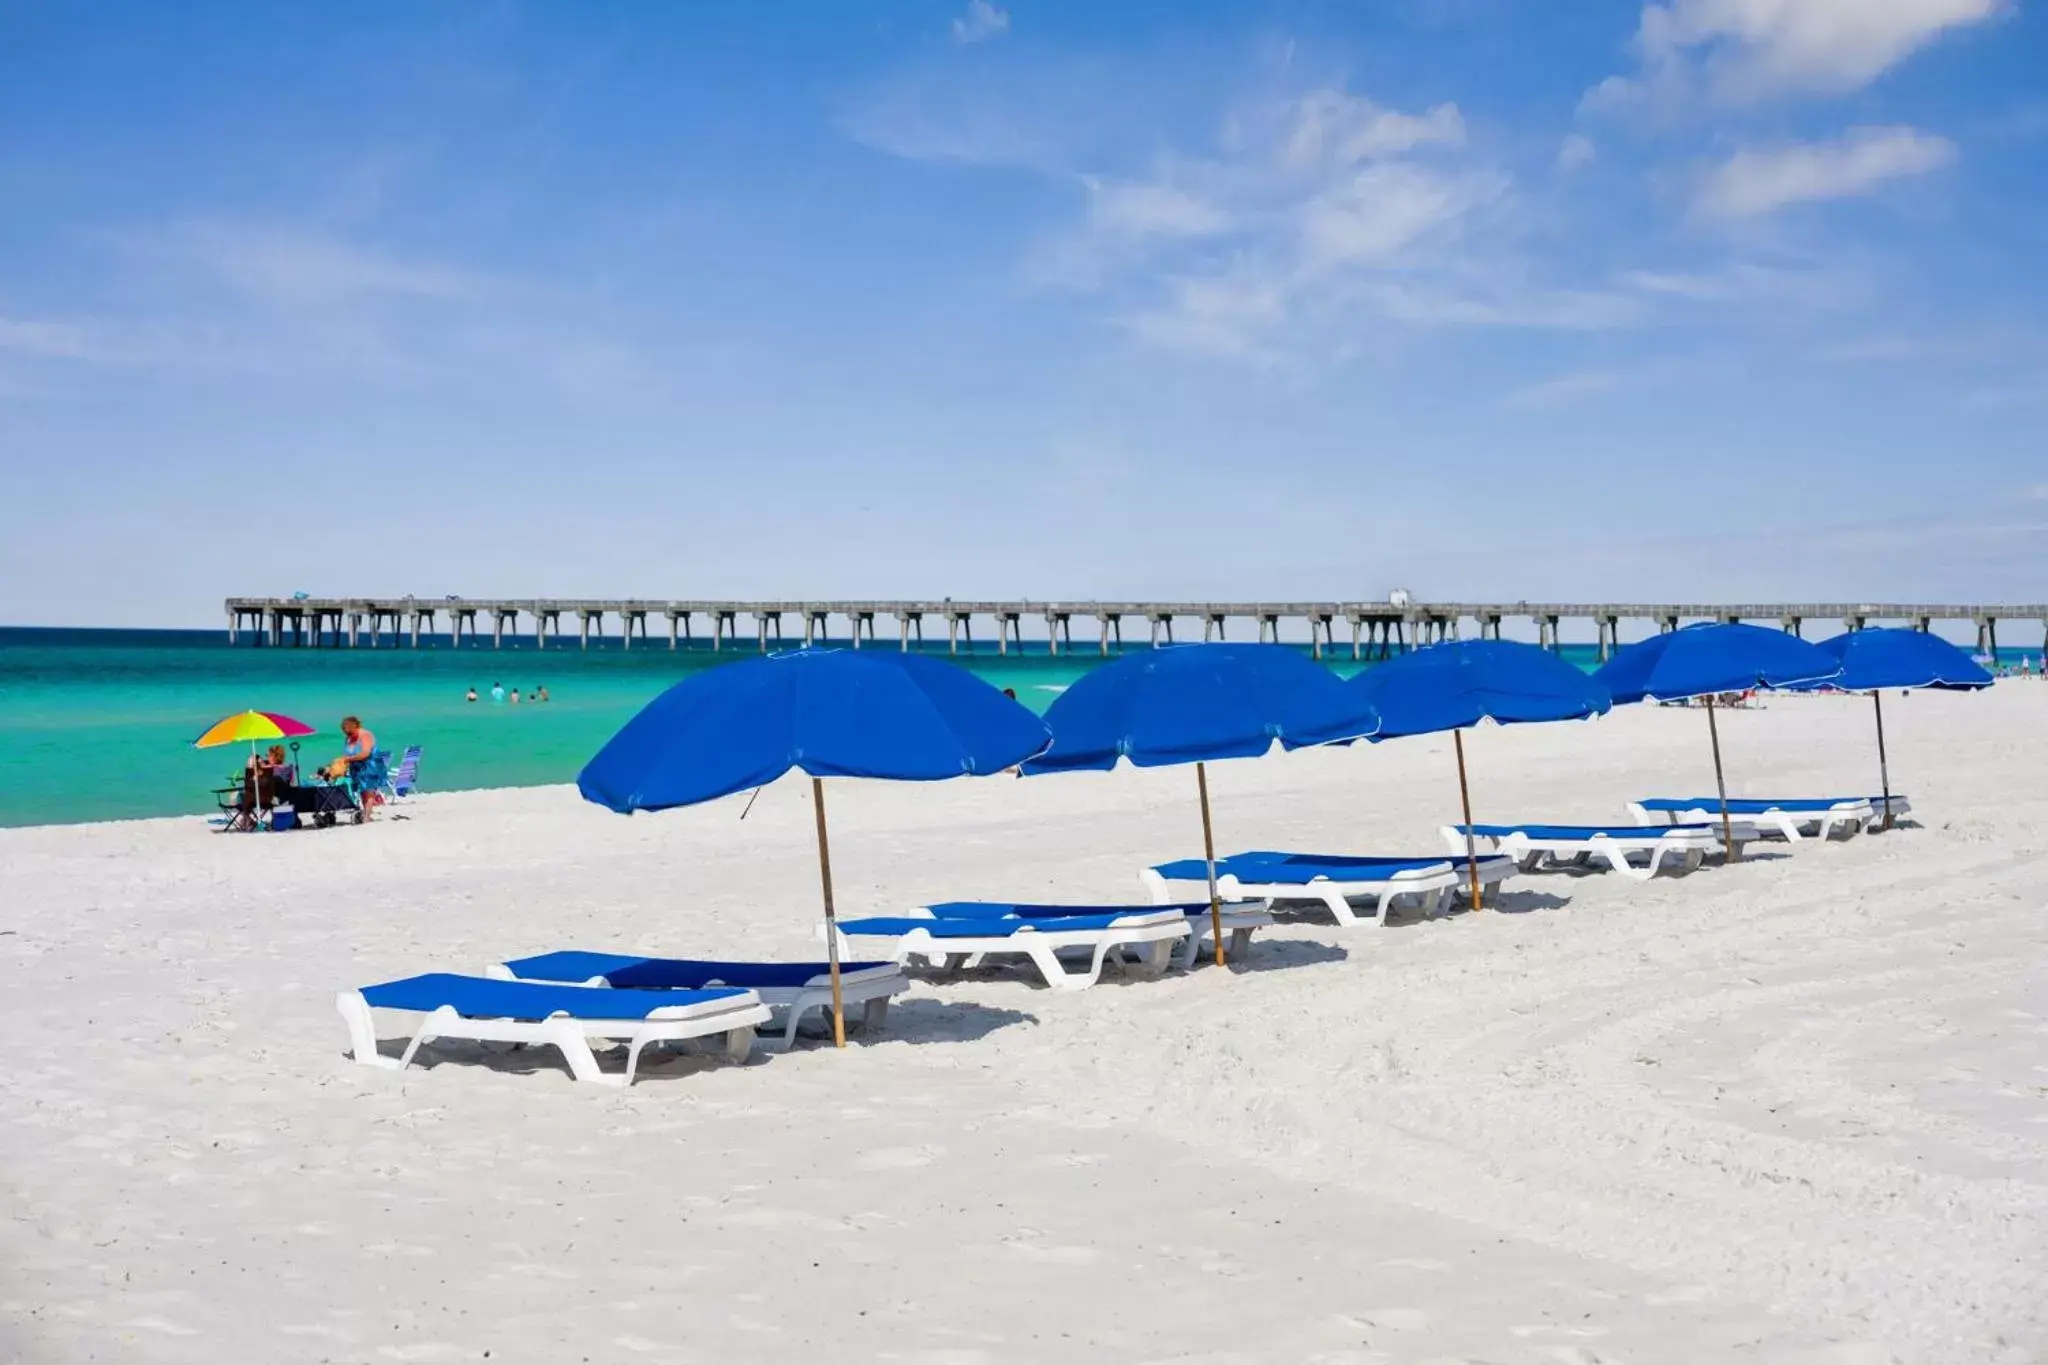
[222,598,2048,661]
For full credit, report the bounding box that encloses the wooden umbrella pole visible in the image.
[1705,695,1737,862]
[1196,761,1226,969]
[1453,729,1482,911]
[1873,691,1894,831]
[812,776,846,1048]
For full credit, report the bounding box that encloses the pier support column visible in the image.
[347,613,359,648]
[1782,616,1802,637]
[900,616,911,652]
[579,614,590,650]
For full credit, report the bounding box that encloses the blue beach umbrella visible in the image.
[1812,628,1991,828]
[1022,643,1381,966]
[579,649,1051,1045]
[1594,623,1840,856]
[1354,640,1611,908]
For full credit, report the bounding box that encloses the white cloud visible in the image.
[1036,88,1569,363]
[1121,269,1290,362]
[951,0,1010,45]
[1085,178,1232,239]
[1557,133,1597,172]
[1275,92,1465,169]
[1590,0,2007,110]
[1694,125,1956,217]
[1297,162,1496,269]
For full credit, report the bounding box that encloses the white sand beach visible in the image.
[2,684,2045,1365]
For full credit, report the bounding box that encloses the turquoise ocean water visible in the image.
[2,627,2034,829]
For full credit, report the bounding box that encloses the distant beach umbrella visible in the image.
[193,710,318,748]
[1810,629,1992,829]
[578,649,1050,1046]
[1594,624,1839,856]
[1022,644,1381,965]
[193,709,318,767]
[1353,640,1611,908]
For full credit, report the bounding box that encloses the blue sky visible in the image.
[2,0,2045,627]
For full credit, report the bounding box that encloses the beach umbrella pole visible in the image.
[1705,695,1737,861]
[1196,761,1225,968]
[1873,691,1894,831]
[811,777,847,1048]
[1453,729,1482,911]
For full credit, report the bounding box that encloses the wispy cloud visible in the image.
[1556,133,1597,172]
[1587,0,2009,112]
[1694,125,1955,217]
[855,75,1631,364]
[1505,369,1623,406]
[0,318,101,361]
[134,219,494,306]
[951,0,1010,46]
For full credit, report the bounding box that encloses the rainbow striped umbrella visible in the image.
[194,710,317,750]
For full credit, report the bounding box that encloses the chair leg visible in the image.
[1320,889,1363,927]
[549,1020,620,1086]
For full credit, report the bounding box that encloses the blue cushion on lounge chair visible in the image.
[839,913,1144,937]
[926,900,1217,920]
[1465,822,1715,840]
[504,952,890,990]
[1153,852,1449,883]
[1638,797,1862,814]
[359,973,749,1021]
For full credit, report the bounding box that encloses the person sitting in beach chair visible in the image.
[216,745,294,831]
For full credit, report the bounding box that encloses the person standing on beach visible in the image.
[328,717,382,818]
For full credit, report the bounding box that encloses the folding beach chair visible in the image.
[385,745,423,804]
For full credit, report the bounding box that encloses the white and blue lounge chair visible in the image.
[832,907,1189,991]
[1142,851,1515,928]
[336,973,770,1087]
[1442,821,1752,881]
[924,899,1275,970]
[1629,796,1900,843]
[491,951,908,1050]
